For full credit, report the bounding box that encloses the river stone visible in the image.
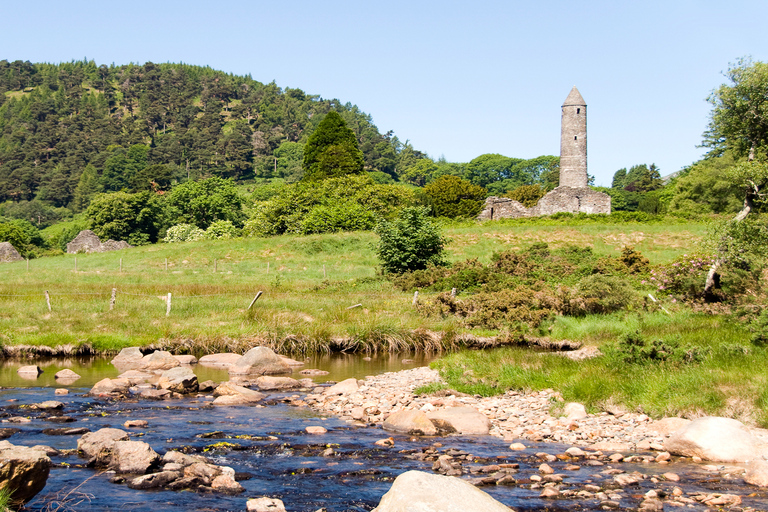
[158,366,199,394]
[199,353,242,367]
[77,428,129,465]
[323,378,359,396]
[383,410,438,436]
[214,381,265,400]
[184,462,222,484]
[54,369,81,381]
[664,416,766,462]
[124,420,148,428]
[426,407,490,435]
[211,473,244,493]
[279,355,305,367]
[110,440,160,473]
[229,347,291,376]
[128,471,181,490]
[163,450,209,467]
[247,497,286,512]
[140,350,181,372]
[173,354,198,365]
[89,378,130,396]
[254,375,301,390]
[744,459,768,487]
[117,370,155,384]
[650,417,692,436]
[17,365,42,376]
[111,347,144,368]
[0,443,51,506]
[372,470,514,512]
[34,401,64,410]
[564,402,588,420]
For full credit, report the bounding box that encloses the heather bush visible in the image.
[648,253,716,300]
[164,223,205,243]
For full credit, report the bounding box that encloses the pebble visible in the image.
[305,426,327,434]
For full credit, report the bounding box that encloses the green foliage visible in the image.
[374,206,447,274]
[612,164,662,193]
[204,220,240,240]
[667,152,745,214]
[302,111,364,181]
[649,253,717,300]
[166,177,244,229]
[86,191,164,245]
[244,175,413,237]
[0,199,70,229]
[423,175,486,219]
[400,159,438,186]
[749,309,768,346]
[72,164,102,212]
[605,331,703,366]
[163,223,205,243]
[571,274,637,315]
[504,184,546,207]
[0,222,28,255]
[619,246,651,274]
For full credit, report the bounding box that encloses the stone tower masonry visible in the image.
[559,86,588,187]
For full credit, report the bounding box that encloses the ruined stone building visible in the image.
[478,87,611,220]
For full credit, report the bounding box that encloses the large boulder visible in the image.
[66,230,103,254]
[0,444,51,506]
[77,428,129,465]
[229,347,291,376]
[323,378,359,396]
[88,378,131,396]
[54,369,81,382]
[0,242,23,263]
[664,417,767,462]
[254,375,301,391]
[372,470,514,512]
[651,417,692,436]
[110,441,160,474]
[140,350,181,372]
[198,353,242,367]
[426,407,491,435]
[745,459,768,487]
[212,381,264,405]
[111,347,145,368]
[383,410,438,436]
[158,366,199,394]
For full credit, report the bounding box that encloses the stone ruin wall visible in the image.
[66,230,131,254]
[478,187,611,221]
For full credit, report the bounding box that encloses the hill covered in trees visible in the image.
[0,59,417,208]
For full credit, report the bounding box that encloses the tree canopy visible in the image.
[302,111,364,181]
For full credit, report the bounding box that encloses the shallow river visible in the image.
[0,355,764,511]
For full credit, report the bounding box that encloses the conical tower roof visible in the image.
[562,86,586,107]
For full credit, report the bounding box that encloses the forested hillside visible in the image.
[0,59,415,207]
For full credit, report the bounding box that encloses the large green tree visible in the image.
[86,191,164,245]
[165,177,244,229]
[302,111,364,181]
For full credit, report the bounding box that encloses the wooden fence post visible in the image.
[248,290,263,310]
[413,291,419,305]
[166,293,172,316]
[45,290,51,312]
[110,288,117,311]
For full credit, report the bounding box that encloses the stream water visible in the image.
[0,355,764,511]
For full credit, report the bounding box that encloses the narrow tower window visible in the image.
[574,136,577,140]
[577,108,580,114]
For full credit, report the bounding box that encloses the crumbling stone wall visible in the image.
[479,187,611,221]
[0,242,24,262]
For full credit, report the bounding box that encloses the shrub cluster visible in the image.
[605,331,704,366]
[647,253,716,300]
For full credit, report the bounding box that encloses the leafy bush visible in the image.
[606,331,704,366]
[164,224,205,243]
[166,177,244,229]
[204,220,240,240]
[375,207,447,274]
[0,222,29,256]
[648,253,717,300]
[423,175,486,218]
[569,274,637,315]
[750,309,768,346]
[505,184,547,207]
[300,201,375,235]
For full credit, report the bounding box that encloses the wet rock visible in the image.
[664,416,766,462]
[639,498,664,511]
[31,445,59,457]
[140,389,171,400]
[212,381,264,405]
[247,497,286,512]
[163,450,209,466]
[509,443,526,451]
[111,347,144,368]
[211,473,244,493]
[198,353,241,367]
[33,400,64,410]
[540,487,560,498]
[662,472,680,482]
[17,365,42,377]
[54,389,69,395]
[229,347,291,376]
[124,420,148,428]
[173,354,197,365]
[140,350,181,372]
[54,369,81,381]
[117,370,155,384]
[300,369,330,376]
[372,470,514,512]
[42,427,90,436]
[158,366,199,394]
[0,428,20,439]
[254,375,301,390]
[279,355,305,367]
[89,378,130,396]
[322,378,359,396]
[383,410,438,436]
[426,407,491,435]
[77,428,129,465]
[128,471,181,490]
[110,440,160,473]
[0,443,51,506]
[565,447,585,457]
[745,459,768,487]
[305,426,327,434]
[199,380,217,392]
[4,417,30,424]
[613,472,643,486]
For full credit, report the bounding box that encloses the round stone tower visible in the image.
[559,86,588,188]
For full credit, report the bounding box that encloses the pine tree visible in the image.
[302,111,364,181]
[72,164,102,212]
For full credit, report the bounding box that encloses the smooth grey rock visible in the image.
[77,428,129,465]
[140,350,181,372]
[664,416,766,462]
[17,365,42,376]
[745,459,768,487]
[372,470,514,512]
[158,366,198,394]
[254,375,301,390]
[229,347,291,376]
[0,443,51,505]
[198,353,241,367]
[322,378,358,396]
[88,378,130,396]
[426,407,491,435]
[54,369,81,381]
[247,497,287,512]
[127,471,181,490]
[383,410,438,436]
[650,417,691,436]
[110,440,160,474]
[111,347,144,368]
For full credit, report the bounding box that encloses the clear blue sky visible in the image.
[2,0,767,186]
